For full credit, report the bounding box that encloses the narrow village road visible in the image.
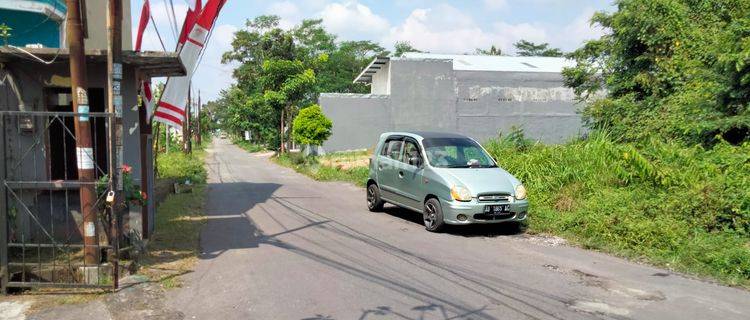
[167,139,750,320]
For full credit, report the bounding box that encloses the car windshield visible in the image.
[422,137,497,168]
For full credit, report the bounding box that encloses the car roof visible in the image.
[382,131,470,140]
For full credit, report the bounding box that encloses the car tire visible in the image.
[367,183,385,212]
[423,198,445,232]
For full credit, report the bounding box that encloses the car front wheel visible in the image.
[367,183,385,212]
[423,198,445,232]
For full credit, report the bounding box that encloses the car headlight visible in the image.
[450,185,472,202]
[515,184,527,200]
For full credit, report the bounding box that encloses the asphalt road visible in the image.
[167,139,750,320]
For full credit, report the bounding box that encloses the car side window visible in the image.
[402,140,421,164]
[381,139,403,161]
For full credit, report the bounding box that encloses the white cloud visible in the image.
[383,4,548,54]
[319,1,390,41]
[267,1,304,29]
[552,7,605,51]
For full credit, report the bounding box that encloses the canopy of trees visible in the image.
[564,0,750,145]
[218,15,388,150]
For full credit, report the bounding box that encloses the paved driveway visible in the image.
[167,139,750,320]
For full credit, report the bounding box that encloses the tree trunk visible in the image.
[279,108,285,153]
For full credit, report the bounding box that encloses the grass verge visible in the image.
[140,148,209,288]
[267,135,750,288]
[274,151,370,187]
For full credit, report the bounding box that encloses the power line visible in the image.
[149,11,168,51]
[162,0,178,43]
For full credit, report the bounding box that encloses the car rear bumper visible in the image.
[440,198,529,225]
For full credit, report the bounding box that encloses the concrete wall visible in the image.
[320,59,585,152]
[371,61,391,95]
[320,93,390,152]
[388,59,457,132]
[454,70,583,143]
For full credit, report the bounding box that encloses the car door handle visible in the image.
[378,164,384,170]
[398,170,404,178]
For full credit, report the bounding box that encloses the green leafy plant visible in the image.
[292,104,332,147]
[0,23,11,46]
[96,164,147,209]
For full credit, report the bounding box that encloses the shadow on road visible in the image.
[199,182,281,260]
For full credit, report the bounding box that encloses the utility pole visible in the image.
[195,90,201,147]
[106,0,123,289]
[137,77,151,239]
[184,85,192,154]
[66,0,99,266]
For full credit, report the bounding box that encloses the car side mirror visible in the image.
[409,156,422,167]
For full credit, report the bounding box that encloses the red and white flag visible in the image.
[153,0,225,129]
[134,0,150,51]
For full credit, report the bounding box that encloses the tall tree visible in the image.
[218,15,387,149]
[260,59,317,152]
[514,40,563,57]
[563,0,750,145]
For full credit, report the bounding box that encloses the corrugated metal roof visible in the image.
[401,52,575,73]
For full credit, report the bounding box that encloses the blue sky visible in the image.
[131,0,614,101]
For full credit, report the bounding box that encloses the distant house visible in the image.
[319,52,585,152]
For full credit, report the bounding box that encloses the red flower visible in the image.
[122,164,132,174]
[140,191,148,201]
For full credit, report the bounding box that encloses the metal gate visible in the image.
[0,111,120,291]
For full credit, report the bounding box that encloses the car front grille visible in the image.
[474,212,515,220]
[477,193,511,202]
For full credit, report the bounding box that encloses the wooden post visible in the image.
[195,90,201,147]
[184,86,192,154]
[106,0,123,290]
[66,0,99,265]
[137,75,152,239]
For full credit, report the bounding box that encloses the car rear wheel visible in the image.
[423,198,445,232]
[367,183,385,212]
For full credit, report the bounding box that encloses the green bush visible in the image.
[484,131,750,285]
[292,104,332,146]
[157,151,207,184]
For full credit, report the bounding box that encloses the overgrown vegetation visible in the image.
[564,0,750,145]
[156,150,208,184]
[485,130,750,286]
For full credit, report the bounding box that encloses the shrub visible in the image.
[292,105,332,146]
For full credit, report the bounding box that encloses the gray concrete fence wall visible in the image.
[320,59,585,152]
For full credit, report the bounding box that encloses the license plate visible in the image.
[485,204,510,214]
